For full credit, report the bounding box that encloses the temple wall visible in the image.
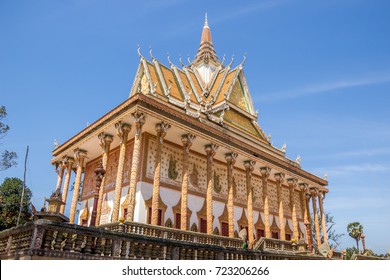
[76,133,304,233]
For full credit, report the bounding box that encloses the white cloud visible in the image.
[313,163,390,177]
[258,74,390,102]
[319,148,390,159]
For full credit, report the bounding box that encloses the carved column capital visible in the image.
[115,122,131,144]
[132,111,146,137]
[310,187,318,197]
[319,189,328,200]
[65,156,75,166]
[243,160,255,173]
[181,133,196,152]
[225,152,238,167]
[204,143,218,157]
[98,133,113,152]
[287,178,298,189]
[260,166,271,179]
[74,149,87,166]
[299,182,308,193]
[155,122,171,144]
[274,172,285,183]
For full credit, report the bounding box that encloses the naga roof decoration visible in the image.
[130,15,268,144]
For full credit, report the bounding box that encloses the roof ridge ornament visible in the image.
[221,54,226,66]
[179,55,185,67]
[240,53,247,66]
[149,47,156,61]
[137,44,143,58]
[228,55,234,68]
[166,52,173,67]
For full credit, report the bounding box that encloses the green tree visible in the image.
[0,177,32,231]
[345,246,357,260]
[347,222,363,253]
[0,106,17,171]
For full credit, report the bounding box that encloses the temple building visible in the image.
[50,16,329,250]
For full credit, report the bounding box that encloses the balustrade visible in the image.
[0,219,327,260]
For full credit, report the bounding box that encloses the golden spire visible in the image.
[194,13,218,65]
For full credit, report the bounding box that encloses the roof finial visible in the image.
[166,52,173,67]
[149,46,155,61]
[137,44,143,58]
[205,12,209,28]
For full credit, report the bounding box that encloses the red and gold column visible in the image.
[112,121,131,222]
[318,190,328,243]
[287,178,299,240]
[96,133,113,225]
[126,111,145,221]
[180,133,196,230]
[275,173,285,240]
[244,160,255,245]
[311,187,322,246]
[300,183,313,251]
[151,122,171,225]
[260,167,271,238]
[60,157,74,214]
[54,160,65,193]
[69,149,87,224]
[225,152,237,238]
[205,144,218,235]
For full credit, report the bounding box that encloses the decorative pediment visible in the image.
[218,204,228,224]
[100,194,112,225]
[285,220,293,235]
[237,208,248,228]
[196,198,213,221]
[80,200,90,225]
[172,197,193,218]
[144,194,167,211]
[270,216,280,233]
[254,214,265,230]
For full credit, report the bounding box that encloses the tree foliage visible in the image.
[0,106,17,171]
[0,177,32,231]
[347,222,363,253]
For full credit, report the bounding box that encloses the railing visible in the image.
[0,220,326,260]
[99,221,242,248]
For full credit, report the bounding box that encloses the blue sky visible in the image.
[1,0,389,254]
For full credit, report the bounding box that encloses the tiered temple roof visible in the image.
[130,16,268,145]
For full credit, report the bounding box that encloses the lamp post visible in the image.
[90,161,106,227]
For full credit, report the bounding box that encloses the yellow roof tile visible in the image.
[160,64,183,101]
[178,69,199,104]
[146,61,163,96]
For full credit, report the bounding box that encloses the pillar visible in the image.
[225,152,237,238]
[180,133,196,230]
[112,121,131,222]
[126,111,146,221]
[275,173,285,240]
[69,149,87,224]
[260,167,271,238]
[205,144,218,235]
[90,161,105,227]
[60,157,74,214]
[54,160,65,193]
[244,160,255,245]
[287,178,299,240]
[311,187,322,246]
[318,190,328,243]
[300,183,313,251]
[151,122,171,225]
[96,133,113,225]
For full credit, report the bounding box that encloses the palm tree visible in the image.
[347,222,363,253]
